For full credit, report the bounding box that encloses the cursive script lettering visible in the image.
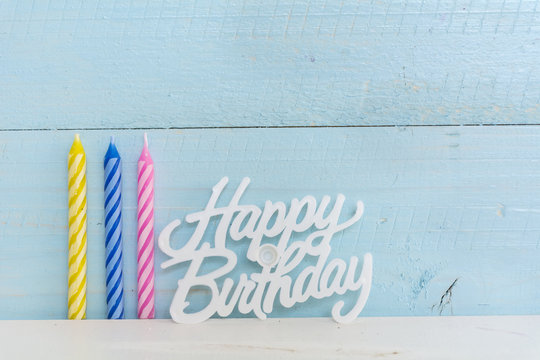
[159,177,372,324]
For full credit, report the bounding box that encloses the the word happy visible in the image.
[158,177,372,324]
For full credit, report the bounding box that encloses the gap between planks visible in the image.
[3,123,540,132]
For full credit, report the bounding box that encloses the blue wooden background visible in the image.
[0,0,539,319]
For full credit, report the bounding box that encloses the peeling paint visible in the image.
[433,279,459,315]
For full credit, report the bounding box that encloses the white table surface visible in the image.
[1,316,538,359]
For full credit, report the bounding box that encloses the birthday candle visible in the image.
[137,133,155,319]
[104,137,125,319]
[67,134,88,320]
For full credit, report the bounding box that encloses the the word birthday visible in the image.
[158,177,373,324]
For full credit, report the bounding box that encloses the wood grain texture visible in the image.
[0,0,539,129]
[1,127,539,319]
[1,317,539,359]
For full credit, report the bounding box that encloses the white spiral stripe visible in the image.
[68,160,86,194]
[105,169,120,197]
[69,247,86,275]
[138,248,153,276]
[106,225,121,250]
[137,187,153,215]
[71,282,86,311]
[137,164,152,188]
[68,154,83,174]
[69,217,86,254]
[105,187,121,216]
[104,159,118,179]
[139,305,153,319]
[68,209,85,238]
[138,280,153,304]
[137,205,153,231]
[68,155,85,184]
[69,262,86,300]
[137,231,151,257]
[106,204,121,231]
[107,264,121,288]
[69,187,86,218]
[139,277,154,305]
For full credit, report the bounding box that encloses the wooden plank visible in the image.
[1,126,539,319]
[0,317,539,359]
[0,0,539,129]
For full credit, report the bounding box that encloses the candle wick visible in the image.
[110,136,115,144]
[144,133,148,148]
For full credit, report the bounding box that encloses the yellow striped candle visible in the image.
[67,134,88,320]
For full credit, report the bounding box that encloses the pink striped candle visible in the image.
[137,133,155,319]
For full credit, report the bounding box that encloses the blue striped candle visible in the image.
[104,137,125,319]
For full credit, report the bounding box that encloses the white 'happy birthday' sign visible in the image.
[158,177,372,324]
